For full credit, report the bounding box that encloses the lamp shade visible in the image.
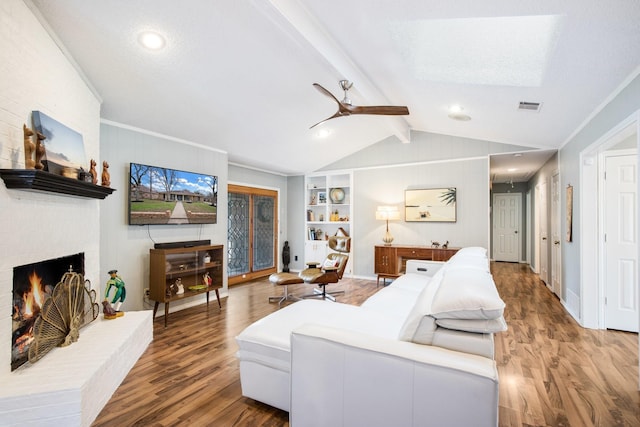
[375,206,400,221]
[376,206,400,245]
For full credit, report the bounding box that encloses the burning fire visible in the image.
[22,271,46,318]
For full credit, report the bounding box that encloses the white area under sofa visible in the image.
[235,247,506,426]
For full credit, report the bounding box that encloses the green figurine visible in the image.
[105,269,126,314]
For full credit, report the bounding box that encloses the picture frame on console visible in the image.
[405,188,457,222]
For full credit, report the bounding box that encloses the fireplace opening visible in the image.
[11,253,85,371]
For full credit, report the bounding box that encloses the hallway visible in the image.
[492,262,639,426]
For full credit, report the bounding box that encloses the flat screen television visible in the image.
[128,162,218,225]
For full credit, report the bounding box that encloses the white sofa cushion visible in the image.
[445,254,490,272]
[236,299,405,369]
[453,246,488,257]
[431,269,505,320]
[396,271,444,342]
[409,315,438,344]
[361,286,423,320]
[436,317,507,334]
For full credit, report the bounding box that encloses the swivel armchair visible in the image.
[300,235,350,301]
[268,235,350,305]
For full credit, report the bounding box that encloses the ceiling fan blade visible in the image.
[313,83,341,105]
[347,105,410,116]
[311,82,409,128]
[309,111,344,129]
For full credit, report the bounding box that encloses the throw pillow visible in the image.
[430,269,505,320]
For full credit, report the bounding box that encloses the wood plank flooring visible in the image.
[92,263,639,427]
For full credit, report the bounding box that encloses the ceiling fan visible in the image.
[310,80,409,129]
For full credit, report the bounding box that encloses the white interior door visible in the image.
[604,153,639,332]
[493,193,520,262]
[537,181,549,286]
[551,173,562,298]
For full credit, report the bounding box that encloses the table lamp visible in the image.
[376,206,400,245]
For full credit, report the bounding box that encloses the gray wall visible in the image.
[100,122,228,313]
[559,73,640,314]
[296,129,539,279]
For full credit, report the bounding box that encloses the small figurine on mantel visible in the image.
[442,240,449,249]
[89,159,98,184]
[431,241,441,248]
[104,269,126,319]
[101,160,110,187]
[23,124,36,169]
[34,131,46,170]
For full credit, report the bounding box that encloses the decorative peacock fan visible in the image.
[28,271,99,364]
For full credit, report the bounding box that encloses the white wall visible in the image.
[0,0,101,375]
[100,122,228,313]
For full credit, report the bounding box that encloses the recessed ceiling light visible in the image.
[447,104,471,121]
[138,31,166,50]
[508,168,517,172]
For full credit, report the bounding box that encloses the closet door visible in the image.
[228,185,277,285]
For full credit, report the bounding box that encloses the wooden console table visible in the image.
[374,245,459,286]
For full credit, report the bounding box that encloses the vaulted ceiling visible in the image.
[29,0,640,176]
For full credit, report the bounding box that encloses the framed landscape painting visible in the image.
[405,188,457,222]
[32,111,86,176]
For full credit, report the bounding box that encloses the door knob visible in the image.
[542,237,547,240]
[514,230,518,234]
[554,240,560,245]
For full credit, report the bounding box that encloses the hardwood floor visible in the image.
[93,263,639,427]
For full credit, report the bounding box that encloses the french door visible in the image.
[228,184,278,285]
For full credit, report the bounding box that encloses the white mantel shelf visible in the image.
[0,310,152,426]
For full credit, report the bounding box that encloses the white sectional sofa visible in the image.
[235,247,506,426]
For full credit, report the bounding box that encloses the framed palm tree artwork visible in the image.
[405,188,457,222]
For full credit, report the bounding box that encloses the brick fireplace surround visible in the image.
[0,1,153,425]
[0,312,152,426]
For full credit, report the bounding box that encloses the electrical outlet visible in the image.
[144,288,150,297]
[295,255,298,261]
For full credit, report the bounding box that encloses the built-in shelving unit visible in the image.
[0,169,115,199]
[304,172,353,273]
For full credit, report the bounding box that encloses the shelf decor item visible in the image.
[330,187,345,203]
[23,124,35,169]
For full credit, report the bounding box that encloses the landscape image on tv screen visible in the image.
[129,163,218,225]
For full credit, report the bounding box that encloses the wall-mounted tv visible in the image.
[129,163,218,225]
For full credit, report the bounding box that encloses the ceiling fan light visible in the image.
[315,128,331,138]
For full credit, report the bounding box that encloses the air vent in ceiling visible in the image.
[518,101,542,112]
